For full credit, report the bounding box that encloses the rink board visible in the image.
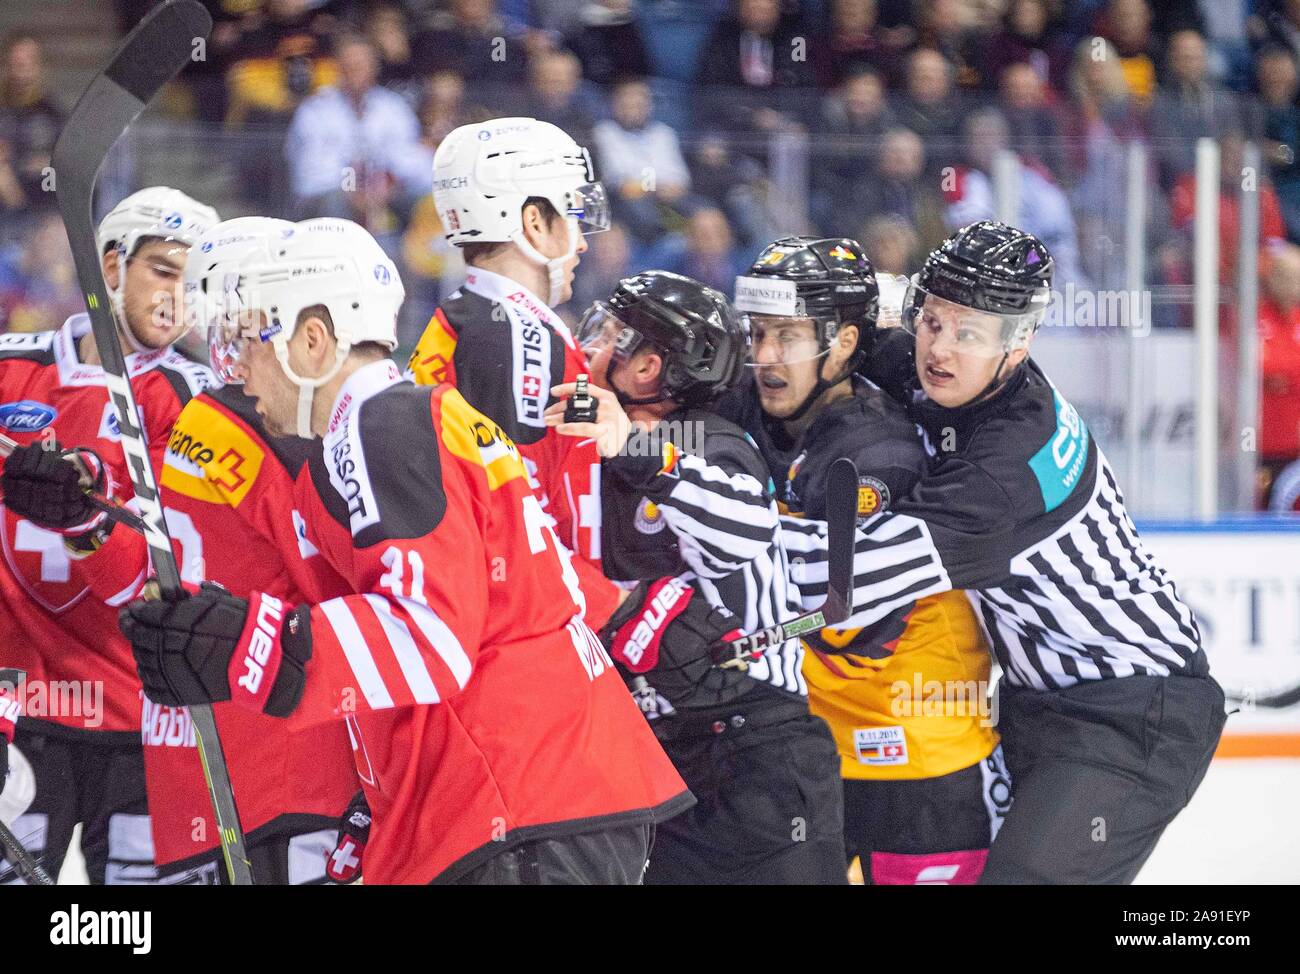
[1140,522,1300,752]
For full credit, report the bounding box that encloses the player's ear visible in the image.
[520,202,546,249]
[1007,346,1030,370]
[301,315,333,369]
[102,248,121,291]
[636,350,663,397]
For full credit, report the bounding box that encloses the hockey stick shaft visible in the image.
[715,457,860,666]
[0,820,54,885]
[51,0,252,886]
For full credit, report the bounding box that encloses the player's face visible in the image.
[232,315,303,438]
[535,215,587,305]
[912,294,1010,407]
[119,238,190,350]
[748,314,825,419]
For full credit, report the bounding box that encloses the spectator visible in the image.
[525,48,596,144]
[223,1,338,128]
[1169,130,1286,286]
[1098,0,1159,108]
[1257,45,1300,241]
[1065,35,1164,286]
[285,34,427,230]
[412,0,530,107]
[648,206,750,293]
[1258,242,1300,509]
[696,0,819,136]
[913,0,984,90]
[1150,29,1241,187]
[811,67,895,233]
[1254,0,1300,62]
[0,35,64,217]
[365,2,422,104]
[564,0,651,87]
[984,0,1071,97]
[861,213,920,276]
[853,127,948,253]
[945,107,1089,291]
[999,62,1068,180]
[570,220,634,317]
[687,134,770,248]
[0,211,82,334]
[815,0,907,88]
[893,47,964,174]
[592,77,692,242]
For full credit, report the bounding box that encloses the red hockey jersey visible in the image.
[288,360,690,884]
[407,267,621,630]
[123,383,357,869]
[0,315,210,735]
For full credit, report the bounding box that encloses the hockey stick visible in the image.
[1224,681,1300,710]
[0,820,54,886]
[0,431,152,536]
[0,668,53,885]
[51,0,253,886]
[714,457,859,668]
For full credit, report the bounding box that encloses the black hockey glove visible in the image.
[120,582,312,718]
[1,441,107,533]
[601,576,742,704]
[326,790,372,883]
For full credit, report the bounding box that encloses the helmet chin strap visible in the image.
[780,348,847,425]
[108,277,151,355]
[514,218,578,307]
[272,335,352,439]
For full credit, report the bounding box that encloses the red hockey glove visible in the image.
[326,790,372,883]
[120,582,312,718]
[602,577,697,673]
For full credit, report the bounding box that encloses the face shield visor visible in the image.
[901,278,1046,358]
[204,273,280,384]
[576,300,645,367]
[566,178,610,236]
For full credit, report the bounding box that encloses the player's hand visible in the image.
[601,576,741,677]
[544,381,634,458]
[119,582,312,718]
[0,441,108,533]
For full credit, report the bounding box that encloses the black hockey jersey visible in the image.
[787,330,1206,691]
[601,407,809,703]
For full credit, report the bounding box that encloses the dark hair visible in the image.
[461,196,562,264]
[294,304,387,357]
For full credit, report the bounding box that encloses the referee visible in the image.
[547,270,846,884]
[782,222,1226,883]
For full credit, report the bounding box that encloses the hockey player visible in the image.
[791,221,1226,884]
[26,217,364,883]
[719,237,1008,884]
[407,117,624,630]
[0,186,218,883]
[548,270,846,883]
[118,218,691,884]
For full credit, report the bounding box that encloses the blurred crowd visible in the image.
[6,0,1300,505]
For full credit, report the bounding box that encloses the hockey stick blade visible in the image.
[0,820,55,886]
[1225,681,1300,710]
[51,0,253,887]
[715,457,860,666]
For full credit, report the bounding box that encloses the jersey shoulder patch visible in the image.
[1024,387,1090,514]
[445,290,562,446]
[0,329,56,364]
[162,394,269,509]
[313,383,448,547]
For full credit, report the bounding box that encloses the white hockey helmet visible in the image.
[185,216,297,377]
[212,217,405,438]
[97,186,220,350]
[433,117,608,304]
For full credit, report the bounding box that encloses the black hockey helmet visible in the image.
[735,236,879,420]
[905,220,1054,351]
[576,270,745,407]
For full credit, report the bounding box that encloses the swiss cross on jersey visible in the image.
[1,511,88,613]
